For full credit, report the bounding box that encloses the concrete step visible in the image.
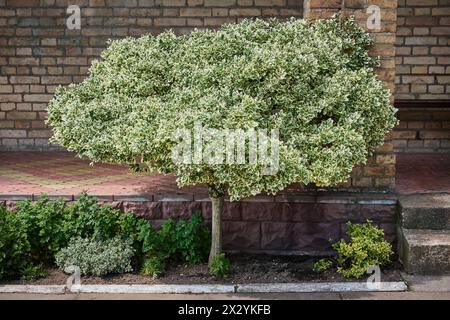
[398,227,450,274]
[398,194,450,230]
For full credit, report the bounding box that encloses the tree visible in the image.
[47,15,397,264]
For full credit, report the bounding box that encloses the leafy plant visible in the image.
[15,195,68,263]
[62,193,153,263]
[0,205,31,279]
[332,220,393,279]
[156,219,179,261]
[312,259,332,273]
[1,193,211,279]
[48,15,397,264]
[140,213,210,264]
[21,264,47,281]
[176,212,211,264]
[209,253,231,278]
[64,193,135,242]
[55,237,134,277]
[140,256,165,278]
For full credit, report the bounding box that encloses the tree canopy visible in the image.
[47,16,397,201]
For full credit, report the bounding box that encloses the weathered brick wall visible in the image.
[393,0,450,153]
[393,102,450,153]
[396,0,450,101]
[0,0,303,151]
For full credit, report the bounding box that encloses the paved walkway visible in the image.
[396,153,450,194]
[1,152,449,198]
[1,291,450,300]
[0,152,205,198]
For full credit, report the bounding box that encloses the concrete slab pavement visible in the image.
[1,292,450,300]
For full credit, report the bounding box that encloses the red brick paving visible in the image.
[396,153,450,194]
[1,152,449,199]
[0,152,205,198]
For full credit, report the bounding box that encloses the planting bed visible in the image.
[0,254,403,286]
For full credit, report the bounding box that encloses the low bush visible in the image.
[140,256,165,278]
[55,237,134,277]
[21,264,48,281]
[312,259,332,273]
[15,197,68,263]
[209,253,231,278]
[176,213,211,264]
[0,205,31,279]
[332,220,393,278]
[140,212,211,270]
[63,193,140,242]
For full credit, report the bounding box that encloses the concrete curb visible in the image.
[0,285,66,294]
[0,282,407,294]
[237,282,408,293]
[70,284,237,294]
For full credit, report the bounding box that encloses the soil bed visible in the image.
[1,254,403,285]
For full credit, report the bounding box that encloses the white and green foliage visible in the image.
[333,221,393,278]
[55,237,134,276]
[47,15,397,201]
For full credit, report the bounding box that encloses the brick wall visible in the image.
[393,0,450,153]
[0,0,303,151]
[393,102,450,153]
[396,0,450,101]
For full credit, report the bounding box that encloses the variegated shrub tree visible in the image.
[47,16,397,264]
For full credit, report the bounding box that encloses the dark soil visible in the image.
[1,254,403,285]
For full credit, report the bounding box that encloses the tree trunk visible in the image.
[208,194,224,266]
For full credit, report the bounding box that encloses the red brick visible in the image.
[0,129,27,138]
[6,111,36,120]
[204,0,236,6]
[154,18,186,26]
[229,8,261,16]
[254,0,285,6]
[14,121,31,129]
[180,8,211,16]
[90,0,106,6]
[6,0,40,6]
[28,130,53,138]
[56,57,88,65]
[23,94,53,102]
[0,95,22,103]
[41,76,72,84]
[0,121,14,128]
[204,17,235,26]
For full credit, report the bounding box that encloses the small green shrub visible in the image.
[176,212,211,264]
[140,212,210,267]
[209,253,231,278]
[63,193,142,243]
[55,237,134,276]
[21,264,47,281]
[313,259,332,273]
[140,256,165,278]
[156,219,179,261]
[15,195,68,263]
[0,205,30,279]
[332,220,393,279]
